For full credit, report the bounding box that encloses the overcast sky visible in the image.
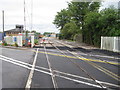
[0,0,119,33]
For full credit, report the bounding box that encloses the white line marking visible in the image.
[0,57,119,88]
[67,50,119,64]
[54,70,120,88]
[0,55,50,72]
[0,57,52,76]
[56,74,102,88]
[0,55,31,66]
[56,41,120,59]
[25,48,39,89]
[0,57,31,70]
[44,45,58,89]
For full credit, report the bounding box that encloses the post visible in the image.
[2,10,4,42]
[101,36,103,49]
[113,37,116,52]
[24,0,28,46]
[31,33,34,47]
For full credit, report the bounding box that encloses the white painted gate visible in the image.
[101,36,120,52]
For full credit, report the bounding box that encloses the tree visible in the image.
[100,6,120,36]
[84,6,120,47]
[61,22,79,40]
[43,32,52,36]
[84,12,101,46]
[67,1,101,28]
[53,9,70,30]
[31,30,36,33]
[53,1,101,41]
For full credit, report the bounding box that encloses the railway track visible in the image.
[43,44,58,89]
[47,39,120,89]
[1,39,119,89]
[0,49,120,88]
[47,40,107,89]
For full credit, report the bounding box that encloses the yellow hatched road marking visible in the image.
[31,49,120,81]
[88,61,120,81]
[31,50,120,65]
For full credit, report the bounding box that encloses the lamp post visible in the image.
[2,10,5,43]
[24,0,28,46]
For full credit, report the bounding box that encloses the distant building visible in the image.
[5,25,24,36]
[50,33,56,38]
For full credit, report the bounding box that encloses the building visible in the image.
[5,25,24,36]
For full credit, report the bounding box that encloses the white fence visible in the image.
[4,36,23,46]
[101,36,120,52]
[4,33,35,47]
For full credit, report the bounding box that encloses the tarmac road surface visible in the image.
[0,38,120,89]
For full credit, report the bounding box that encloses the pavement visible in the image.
[0,38,120,89]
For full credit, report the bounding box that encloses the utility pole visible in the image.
[24,0,28,46]
[24,0,26,31]
[2,10,5,43]
[31,0,33,32]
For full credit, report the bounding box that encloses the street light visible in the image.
[2,10,5,43]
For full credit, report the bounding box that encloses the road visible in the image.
[0,38,120,89]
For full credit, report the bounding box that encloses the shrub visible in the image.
[2,42,7,46]
[14,43,18,47]
[34,39,38,44]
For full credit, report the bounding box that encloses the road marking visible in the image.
[56,40,120,59]
[0,56,119,88]
[4,46,119,65]
[0,57,31,70]
[67,50,120,82]
[0,57,51,76]
[54,70,120,88]
[44,45,58,89]
[50,42,120,88]
[31,50,120,65]
[0,55,50,72]
[25,48,39,89]
[0,55,31,66]
[56,74,102,88]
[88,61,120,81]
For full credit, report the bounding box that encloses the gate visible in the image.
[101,36,120,52]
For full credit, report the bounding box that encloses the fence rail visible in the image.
[101,36,120,52]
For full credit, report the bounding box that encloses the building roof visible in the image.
[5,28,24,32]
[5,25,24,33]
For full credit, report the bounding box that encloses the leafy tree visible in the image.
[84,12,101,45]
[31,30,36,33]
[61,22,79,40]
[84,6,120,47]
[53,9,70,30]
[100,6,120,36]
[53,1,101,41]
[67,1,101,28]
[43,32,52,36]
[53,1,119,47]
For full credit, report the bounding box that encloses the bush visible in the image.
[34,39,38,44]
[14,43,18,47]
[3,42,8,46]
